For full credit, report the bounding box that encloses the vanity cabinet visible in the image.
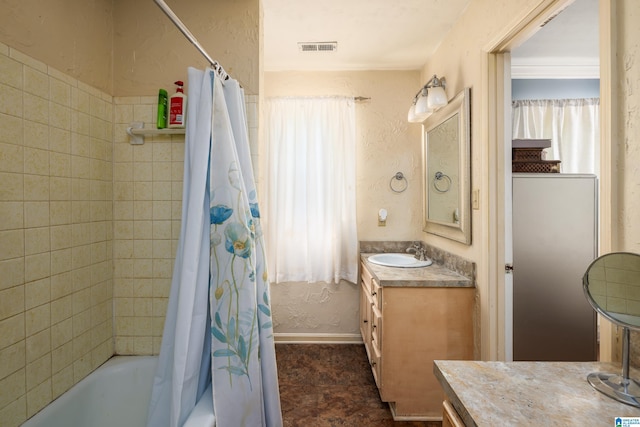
[359,259,474,420]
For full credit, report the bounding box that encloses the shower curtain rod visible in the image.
[153,0,230,81]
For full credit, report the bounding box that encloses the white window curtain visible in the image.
[512,98,600,174]
[263,97,358,284]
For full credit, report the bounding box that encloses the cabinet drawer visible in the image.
[361,262,373,293]
[371,305,382,348]
[443,400,465,427]
[370,278,382,309]
[370,340,382,388]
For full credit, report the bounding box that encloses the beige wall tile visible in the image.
[0,172,23,200]
[133,162,152,181]
[0,229,24,260]
[49,177,71,201]
[50,294,72,325]
[133,220,152,240]
[152,162,171,181]
[49,128,71,154]
[49,154,70,179]
[49,100,71,131]
[0,368,25,409]
[0,340,25,381]
[0,83,23,117]
[50,317,72,350]
[51,364,73,400]
[24,201,49,228]
[23,93,48,125]
[49,77,71,107]
[72,289,91,315]
[0,314,25,350]
[24,227,49,255]
[49,272,72,301]
[23,120,48,150]
[50,248,72,275]
[72,266,91,292]
[26,353,51,391]
[23,147,49,176]
[49,200,73,226]
[0,54,23,89]
[24,252,50,283]
[0,142,24,173]
[25,328,49,363]
[26,378,51,418]
[0,286,24,320]
[71,155,90,179]
[25,304,50,336]
[23,67,48,98]
[0,202,24,231]
[23,174,49,201]
[0,113,23,146]
[24,277,49,311]
[0,258,25,292]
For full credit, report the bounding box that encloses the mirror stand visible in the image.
[588,328,640,407]
[583,252,640,407]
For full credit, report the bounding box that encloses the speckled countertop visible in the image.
[434,360,640,426]
[361,254,474,288]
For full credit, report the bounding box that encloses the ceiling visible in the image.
[263,0,599,77]
[263,0,471,71]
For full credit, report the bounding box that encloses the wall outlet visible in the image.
[472,189,480,210]
[378,219,386,227]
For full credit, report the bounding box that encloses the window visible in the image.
[263,97,358,284]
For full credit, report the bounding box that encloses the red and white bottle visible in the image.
[168,81,187,128]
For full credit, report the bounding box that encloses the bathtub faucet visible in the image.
[406,242,426,261]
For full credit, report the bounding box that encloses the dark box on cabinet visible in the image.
[512,139,560,173]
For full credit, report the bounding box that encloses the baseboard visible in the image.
[274,333,363,344]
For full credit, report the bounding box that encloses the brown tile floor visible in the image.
[275,344,442,427]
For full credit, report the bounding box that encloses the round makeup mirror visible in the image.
[583,252,640,407]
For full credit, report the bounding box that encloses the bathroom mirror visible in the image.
[583,252,640,407]
[422,88,471,244]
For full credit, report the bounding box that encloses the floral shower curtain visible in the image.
[147,67,282,427]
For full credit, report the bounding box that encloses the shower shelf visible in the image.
[126,121,185,145]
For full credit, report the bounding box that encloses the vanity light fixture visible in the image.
[408,75,447,123]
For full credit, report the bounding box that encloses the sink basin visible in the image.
[368,253,432,268]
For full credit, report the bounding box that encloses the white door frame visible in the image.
[483,0,616,361]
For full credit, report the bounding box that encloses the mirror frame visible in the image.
[422,87,471,244]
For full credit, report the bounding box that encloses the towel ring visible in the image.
[433,171,452,193]
[390,172,408,193]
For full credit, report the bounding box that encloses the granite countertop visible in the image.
[434,360,640,426]
[361,253,474,288]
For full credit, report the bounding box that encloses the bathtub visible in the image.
[21,356,215,427]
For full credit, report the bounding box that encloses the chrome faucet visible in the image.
[406,242,426,261]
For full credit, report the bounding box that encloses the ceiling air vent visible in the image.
[298,42,338,52]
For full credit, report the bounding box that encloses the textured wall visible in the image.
[113,0,260,96]
[418,0,564,359]
[617,0,640,253]
[264,71,422,336]
[617,0,640,367]
[0,0,114,94]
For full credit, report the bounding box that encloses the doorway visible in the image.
[485,0,615,362]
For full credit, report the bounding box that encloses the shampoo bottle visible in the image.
[169,81,187,128]
[157,89,168,129]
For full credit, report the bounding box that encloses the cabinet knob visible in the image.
[371,291,377,297]
[363,319,368,323]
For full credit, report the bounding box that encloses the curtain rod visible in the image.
[153,0,229,81]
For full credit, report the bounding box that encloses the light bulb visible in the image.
[427,86,447,110]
